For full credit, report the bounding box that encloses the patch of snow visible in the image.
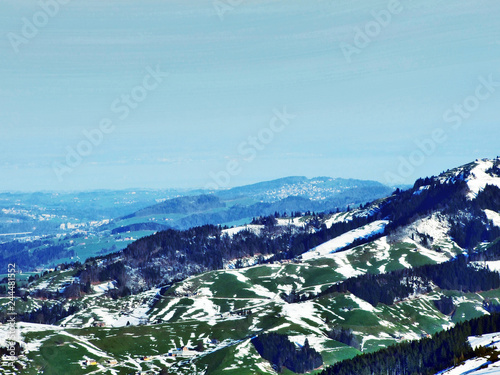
[276,283,294,294]
[473,260,500,273]
[405,213,452,246]
[416,244,452,263]
[234,339,252,359]
[324,212,352,228]
[372,237,391,266]
[332,249,366,279]
[402,237,450,263]
[276,217,306,228]
[301,220,389,261]
[348,294,376,312]
[224,254,274,269]
[281,301,325,335]
[267,323,291,332]
[245,284,277,300]
[439,331,500,374]
[413,186,431,196]
[378,320,395,328]
[59,331,112,359]
[288,334,327,351]
[222,224,264,237]
[185,297,220,325]
[225,270,251,284]
[467,361,500,374]
[163,310,176,322]
[92,281,117,295]
[255,361,275,374]
[485,209,500,227]
[72,288,161,328]
[467,159,500,200]
[469,332,500,350]
[359,333,392,351]
[399,254,411,268]
[90,304,150,328]
[198,287,214,297]
[437,357,489,375]
[155,298,180,319]
[0,322,62,350]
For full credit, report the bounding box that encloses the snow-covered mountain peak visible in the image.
[465,158,500,199]
[424,158,500,200]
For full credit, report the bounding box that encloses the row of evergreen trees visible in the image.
[0,239,74,273]
[76,212,375,294]
[110,179,500,294]
[300,254,500,307]
[320,312,500,375]
[0,302,80,325]
[252,333,323,373]
[326,327,361,350]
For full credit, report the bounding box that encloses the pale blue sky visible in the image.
[1,0,499,191]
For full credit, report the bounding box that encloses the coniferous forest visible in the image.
[320,313,500,375]
[30,179,499,299]
[289,253,500,307]
[252,333,323,373]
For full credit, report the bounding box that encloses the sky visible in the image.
[1,0,499,191]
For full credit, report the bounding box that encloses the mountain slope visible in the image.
[107,176,394,232]
[2,158,500,374]
[0,176,393,273]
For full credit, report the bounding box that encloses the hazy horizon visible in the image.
[1,0,499,192]
[0,174,412,194]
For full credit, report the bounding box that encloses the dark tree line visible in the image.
[377,179,500,251]
[296,254,500,307]
[0,240,74,273]
[326,327,361,350]
[0,303,80,325]
[28,282,90,300]
[470,237,500,262]
[74,212,379,294]
[320,312,500,375]
[379,178,469,231]
[434,295,455,315]
[30,174,500,297]
[449,185,500,249]
[252,333,323,373]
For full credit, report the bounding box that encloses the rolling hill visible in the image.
[1,158,500,374]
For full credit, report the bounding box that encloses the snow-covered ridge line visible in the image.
[466,159,500,200]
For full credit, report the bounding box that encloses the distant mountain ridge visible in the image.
[0,175,394,272]
[214,176,390,202]
[4,157,500,375]
[90,157,500,293]
[109,176,394,232]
